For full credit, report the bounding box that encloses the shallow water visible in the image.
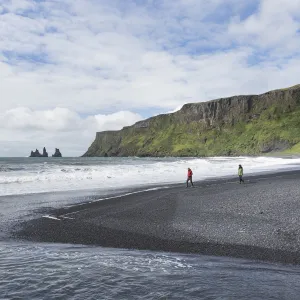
[1,242,300,300]
[2,157,300,299]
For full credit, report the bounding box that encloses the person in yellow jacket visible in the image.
[238,165,244,184]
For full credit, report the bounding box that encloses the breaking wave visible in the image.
[1,156,300,196]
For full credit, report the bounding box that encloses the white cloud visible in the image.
[166,105,183,114]
[1,107,80,131]
[88,111,143,131]
[0,0,300,155]
[0,108,142,156]
[228,0,300,52]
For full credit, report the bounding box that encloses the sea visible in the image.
[1,156,300,299]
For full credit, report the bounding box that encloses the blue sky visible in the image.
[0,0,300,156]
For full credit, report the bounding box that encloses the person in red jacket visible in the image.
[186,168,194,187]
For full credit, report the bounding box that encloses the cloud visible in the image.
[228,0,300,52]
[1,107,80,131]
[166,105,183,114]
[0,107,141,131]
[0,0,300,155]
[0,108,142,156]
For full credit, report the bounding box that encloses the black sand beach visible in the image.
[15,170,300,264]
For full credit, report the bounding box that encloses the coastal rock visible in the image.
[52,148,62,157]
[83,84,300,157]
[29,147,48,157]
[260,140,292,153]
[42,147,48,157]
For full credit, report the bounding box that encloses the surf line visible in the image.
[59,186,171,219]
[58,177,251,219]
[42,215,61,221]
[42,215,75,221]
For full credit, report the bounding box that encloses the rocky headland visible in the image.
[83,84,300,157]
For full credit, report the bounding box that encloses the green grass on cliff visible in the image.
[282,143,300,154]
[117,106,300,156]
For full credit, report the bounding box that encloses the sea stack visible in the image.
[52,148,62,157]
[29,147,48,157]
[42,147,48,157]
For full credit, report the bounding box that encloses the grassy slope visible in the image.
[118,105,300,156]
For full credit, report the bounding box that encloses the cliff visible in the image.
[83,84,300,157]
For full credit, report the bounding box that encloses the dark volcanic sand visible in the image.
[15,171,300,264]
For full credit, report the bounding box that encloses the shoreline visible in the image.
[14,169,300,264]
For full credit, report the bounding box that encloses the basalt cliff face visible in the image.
[83,84,300,157]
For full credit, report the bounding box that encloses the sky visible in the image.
[1,0,300,157]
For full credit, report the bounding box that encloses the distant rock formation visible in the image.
[42,147,48,157]
[52,148,62,157]
[29,147,48,157]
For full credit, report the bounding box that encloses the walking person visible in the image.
[238,164,244,184]
[186,168,194,188]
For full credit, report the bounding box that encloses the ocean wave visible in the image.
[1,157,300,196]
[0,166,26,172]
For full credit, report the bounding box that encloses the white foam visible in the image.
[1,156,300,196]
[42,215,61,221]
[60,216,75,220]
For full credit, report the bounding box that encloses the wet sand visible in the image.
[14,170,300,264]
